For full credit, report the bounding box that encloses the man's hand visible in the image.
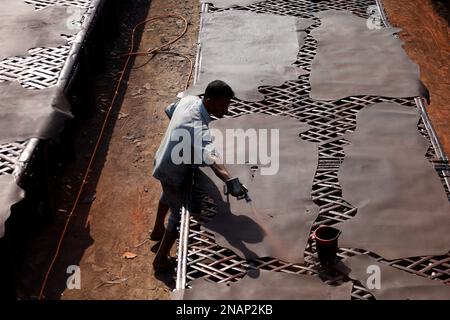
[226,177,246,198]
[208,156,249,200]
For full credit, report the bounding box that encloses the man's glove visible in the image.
[225,177,246,198]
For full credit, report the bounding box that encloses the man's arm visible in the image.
[195,123,246,198]
[209,154,232,182]
[208,154,246,198]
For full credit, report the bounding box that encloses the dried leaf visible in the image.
[122,252,138,259]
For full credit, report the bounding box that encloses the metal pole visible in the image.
[176,171,193,291]
[16,0,106,183]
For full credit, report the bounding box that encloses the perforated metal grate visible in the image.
[0,36,75,90]
[185,213,376,299]
[0,142,29,176]
[178,0,450,299]
[24,0,91,9]
[208,0,374,19]
[0,1,94,177]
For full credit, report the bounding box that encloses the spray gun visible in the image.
[224,178,252,202]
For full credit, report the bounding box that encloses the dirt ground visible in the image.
[383,0,450,155]
[15,0,199,300]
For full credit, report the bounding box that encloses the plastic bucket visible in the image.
[312,225,341,267]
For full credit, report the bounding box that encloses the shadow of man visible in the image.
[195,170,265,261]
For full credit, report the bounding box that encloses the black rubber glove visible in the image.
[226,177,246,198]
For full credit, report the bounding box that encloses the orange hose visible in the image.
[124,14,193,90]
[38,13,192,300]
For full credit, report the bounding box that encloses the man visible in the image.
[151,80,247,272]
